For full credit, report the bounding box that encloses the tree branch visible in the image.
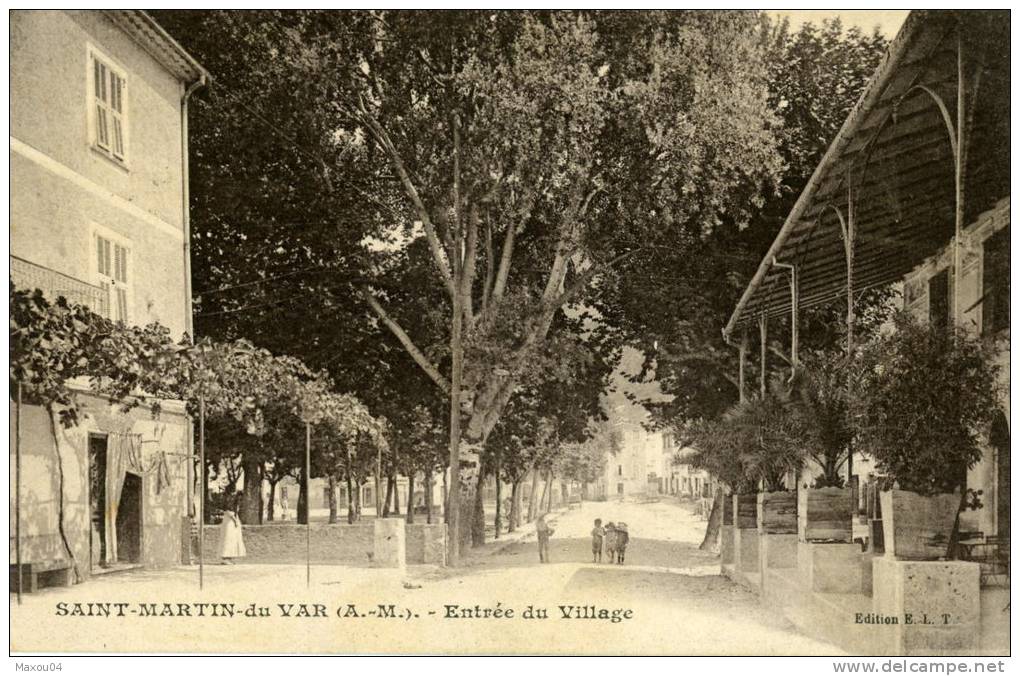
[462,202,479,325]
[482,215,495,314]
[359,286,450,394]
[355,98,456,299]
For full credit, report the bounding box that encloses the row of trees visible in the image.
[10,284,382,525]
[155,9,789,560]
[11,278,615,535]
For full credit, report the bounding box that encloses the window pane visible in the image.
[983,226,1010,335]
[116,287,127,322]
[96,106,109,149]
[929,269,950,332]
[98,62,107,102]
[94,59,103,101]
[112,117,124,158]
[103,238,112,277]
[111,74,123,113]
[115,244,127,283]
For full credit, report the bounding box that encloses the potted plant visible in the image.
[721,393,805,533]
[682,417,754,551]
[854,313,1000,560]
[788,353,856,542]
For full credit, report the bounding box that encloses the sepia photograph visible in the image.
[7,7,1011,660]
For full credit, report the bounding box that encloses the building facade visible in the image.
[10,10,206,585]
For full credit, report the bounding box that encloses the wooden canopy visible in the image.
[725,10,1009,337]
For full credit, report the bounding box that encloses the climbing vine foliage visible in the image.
[9,283,378,440]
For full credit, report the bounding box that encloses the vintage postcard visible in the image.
[8,8,1010,659]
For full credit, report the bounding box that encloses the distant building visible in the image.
[10,10,207,585]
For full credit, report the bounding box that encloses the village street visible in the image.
[10,498,841,655]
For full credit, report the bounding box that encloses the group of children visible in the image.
[590,518,629,564]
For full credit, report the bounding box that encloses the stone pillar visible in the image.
[761,534,798,570]
[734,525,760,576]
[797,541,862,594]
[720,525,735,569]
[871,558,980,655]
[373,518,406,569]
[734,494,760,582]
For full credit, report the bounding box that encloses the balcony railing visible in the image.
[10,255,109,316]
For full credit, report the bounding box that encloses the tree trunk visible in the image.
[561,480,568,508]
[392,472,401,515]
[508,479,520,533]
[375,442,382,516]
[425,466,433,525]
[345,450,355,524]
[297,465,309,525]
[527,468,540,522]
[266,478,277,522]
[258,463,265,524]
[494,450,502,539]
[442,470,448,520]
[539,471,551,514]
[699,490,724,551]
[406,472,415,524]
[382,476,393,517]
[471,464,486,547]
[240,455,262,525]
[355,479,363,519]
[327,474,338,524]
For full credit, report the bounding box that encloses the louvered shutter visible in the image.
[110,72,125,159]
[94,58,110,150]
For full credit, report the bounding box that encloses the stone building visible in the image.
[10,11,207,587]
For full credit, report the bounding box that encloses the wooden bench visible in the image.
[566,495,582,510]
[10,560,74,593]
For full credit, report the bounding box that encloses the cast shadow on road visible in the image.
[431,535,721,580]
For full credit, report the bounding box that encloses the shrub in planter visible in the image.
[854,313,1001,559]
[723,393,806,493]
[682,417,755,546]
[790,351,854,489]
[788,353,856,541]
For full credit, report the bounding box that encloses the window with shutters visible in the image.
[88,47,128,165]
[928,268,950,333]
[982,226,1010,336]
[94,229,131,323]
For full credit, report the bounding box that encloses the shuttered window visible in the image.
[982,226,1010,336]
[89,49,127,163]
[928,268,950,333]
[96,233,130,323]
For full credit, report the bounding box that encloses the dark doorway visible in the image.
[116,473,143,564]
[991,412,1009,539]
[88,435,108,570]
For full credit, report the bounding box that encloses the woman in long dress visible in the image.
[219,500,246,564]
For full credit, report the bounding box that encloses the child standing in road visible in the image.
[591,518,605,563]
[536,514,554,563]
[604,522,618,563]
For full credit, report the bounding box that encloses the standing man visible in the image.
[535,514,554,563]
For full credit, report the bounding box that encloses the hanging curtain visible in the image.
[104,433,137,563]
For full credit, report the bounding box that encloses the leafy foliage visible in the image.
[623,17,890,429]
[788,350,854,488]
[10,282,379,455]
[852,313,1002,496]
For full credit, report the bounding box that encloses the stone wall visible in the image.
[201,521,446,566]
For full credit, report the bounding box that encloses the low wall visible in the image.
[201,521,446,566]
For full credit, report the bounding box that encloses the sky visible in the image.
[769,10,909,38]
